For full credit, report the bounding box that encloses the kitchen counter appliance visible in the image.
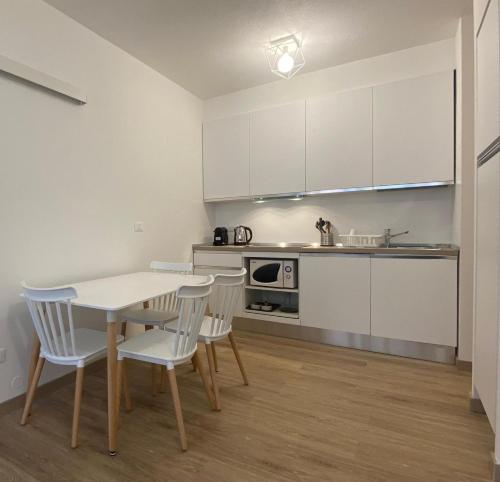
[234,225,253,245]
[249,258,297,288]
[213,227,229,246]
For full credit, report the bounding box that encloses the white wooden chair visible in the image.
[116,276,215,451]
[20,282,129,448]
[166,269,248,411]
[121,261,193,394]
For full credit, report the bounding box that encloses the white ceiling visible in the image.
[44,0,471,99]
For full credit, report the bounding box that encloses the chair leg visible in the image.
[122,359,133,412]
[192,351,216,410]
[145,325,158,396]
[159,366,167,393]
[116,359,122,429]
[26,334,41,417]
[166,367,187,451]
[205,343,221,411]
[228,332,249,386]
[120,321,127,338]
[191,356,197,372]
[21,357,45,425]
[71,367,84,449]
[211,342,218,372]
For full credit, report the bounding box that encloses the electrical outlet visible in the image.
[0,348,5,363]
[133,221,144,233]
[11,375,24,390]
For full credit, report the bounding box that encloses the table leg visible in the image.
[106,311,118,455]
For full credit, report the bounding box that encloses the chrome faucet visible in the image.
[384,228,409,247]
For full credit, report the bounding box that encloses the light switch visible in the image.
[134,222,144,233]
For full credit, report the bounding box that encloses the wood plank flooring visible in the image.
[0,331,493,482]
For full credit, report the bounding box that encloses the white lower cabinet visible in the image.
[371,257,457,346]
[300,254,371,335]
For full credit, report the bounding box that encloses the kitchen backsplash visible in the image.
[214,186,456,244]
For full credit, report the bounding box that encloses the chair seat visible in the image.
[122,308,179,325]
[42,328,124,366]
[117,329,194,366]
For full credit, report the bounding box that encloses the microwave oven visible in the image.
[249,259,298,288]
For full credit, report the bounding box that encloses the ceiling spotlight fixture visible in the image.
[266,34,305,80]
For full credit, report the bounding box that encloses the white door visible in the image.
[203,114,249,200]
[474,153,500,427]
[306,88,372,191]
[250,101,305,196]
[373,71,454,186]
[476,0,500,156]
[371,257,457,346]
[300,254,370,335]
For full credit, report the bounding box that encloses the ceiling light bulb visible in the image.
[277,51,295,74]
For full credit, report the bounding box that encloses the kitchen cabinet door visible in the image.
[371,257,457,346]
[474,153,500,427]
[373,71,454,186]
[250,101,305,196]
[203,114,249,200]
[476,0,500,156]
[300,254,370,335]
[306,88,372,191]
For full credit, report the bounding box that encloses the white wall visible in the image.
[207,39,457,245]
[0,0,212,403]
[204,39,456,120]
[214,188,455,244]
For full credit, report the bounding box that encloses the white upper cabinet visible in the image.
[300,254,371,335]
[373,71,455,186]
[203,114,249,200]
[250,101,305,196]
[306,88,373,191]
[371,257,457,347]
[476,0,500,155]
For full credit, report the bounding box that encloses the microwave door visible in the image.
[252,263,283,286]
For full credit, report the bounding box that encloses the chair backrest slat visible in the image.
[22,283,78,359]
[148,261,193,313]
[172,277,213,359]
[207,269,246,337]
[55,302,69,356]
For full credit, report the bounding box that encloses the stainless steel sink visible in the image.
[386,243,455,249]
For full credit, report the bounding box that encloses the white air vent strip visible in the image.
[0,54,86,104]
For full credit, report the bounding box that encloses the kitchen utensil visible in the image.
[339,234,384,247]
[234,225,253,245]
[316,217,334,246]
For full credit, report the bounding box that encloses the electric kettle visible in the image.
[234,225,253,245]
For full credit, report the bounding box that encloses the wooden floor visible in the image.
[0,331,493,482]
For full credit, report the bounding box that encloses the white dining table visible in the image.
[27,271,208,455]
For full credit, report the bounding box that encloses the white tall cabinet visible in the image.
[250,101,305,196]
[373,71,455,186]
[202,114,249,200]
[475,153,500,426]
[300,254,371,335]
[306,88,373,191]
[473,1,500,477]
